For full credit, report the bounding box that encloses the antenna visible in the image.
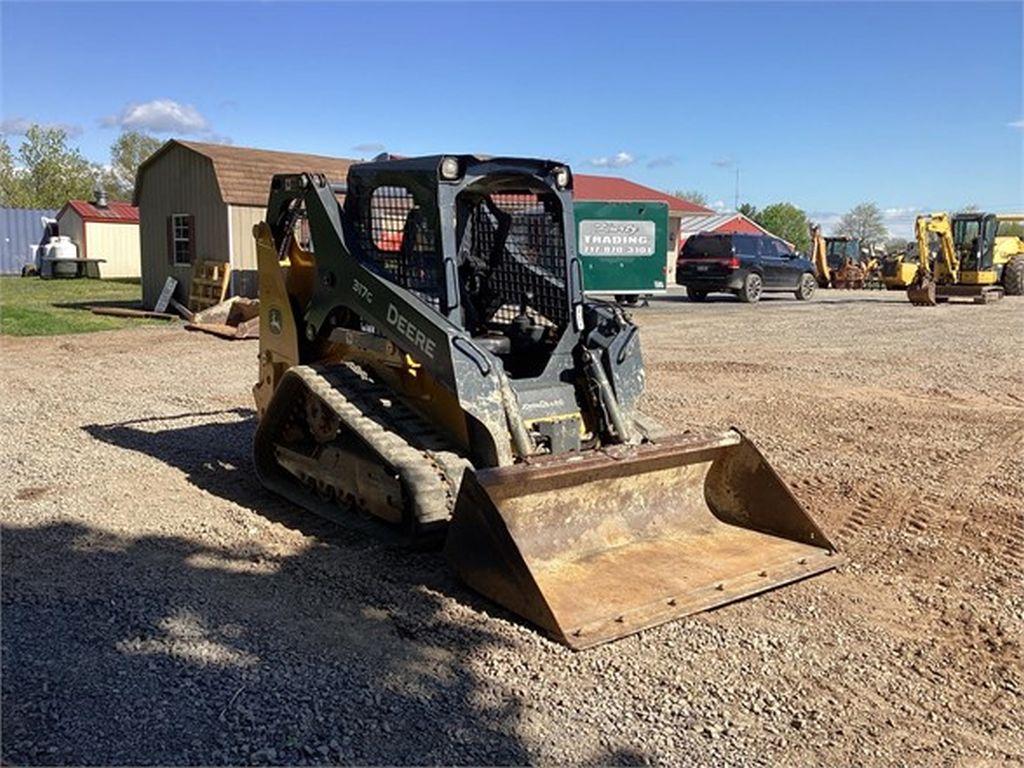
[734,168,740,211]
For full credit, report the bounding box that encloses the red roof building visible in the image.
[56,196,141,278]
[58,199,139,224]
[574,174,711,214]
[678,211,791,247]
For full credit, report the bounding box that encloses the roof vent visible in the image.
[94,187,108,209]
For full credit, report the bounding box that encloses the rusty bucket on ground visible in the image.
[445,429,840,649]
[907,278,938,306]
[908,276,1004,306]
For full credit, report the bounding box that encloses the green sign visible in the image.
[575,201,669,295]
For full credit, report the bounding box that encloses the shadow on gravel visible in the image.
[83,409,286,524]
[1,516,535,766]
[82,409,357,546]
[81,410,547,631]
[11,411,552,765]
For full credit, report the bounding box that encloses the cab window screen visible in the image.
[352,185,443,312]
[457,191,569,333]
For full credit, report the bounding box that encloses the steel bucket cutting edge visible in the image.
[444,429,841,649]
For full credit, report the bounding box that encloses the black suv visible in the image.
[676,233,817,303]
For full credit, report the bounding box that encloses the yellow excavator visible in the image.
[251,156,840,649]
[907,212,1024,305]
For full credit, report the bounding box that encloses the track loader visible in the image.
[251,155,839,649]
[908,212,1024,305]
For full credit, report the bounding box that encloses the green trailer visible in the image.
[574,200,669,304]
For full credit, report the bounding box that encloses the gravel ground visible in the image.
[2,290,1022,766]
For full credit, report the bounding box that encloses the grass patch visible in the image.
[0,276,169,336]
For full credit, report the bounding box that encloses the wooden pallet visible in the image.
[189,260,231,312]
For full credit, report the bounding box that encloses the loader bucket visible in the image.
[445,430,840,649]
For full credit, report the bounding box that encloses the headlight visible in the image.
[440,156,461,180]
[554,166,570,189]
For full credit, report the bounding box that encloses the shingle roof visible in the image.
[574,174,712,214]
[58,200,138,223]
[135,140,357,207]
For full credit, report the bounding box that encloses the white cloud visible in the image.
[101,99,221,139]
[588,151,635,169]
[808,210,843,232]
[811,206,923,239]
[711,200,730,213]
[0,116,82,137]
[882,206,919,217]
[881,206,923,239]
[646,155,676,169]
[352,142,386,153]
[711,157,733,169]
[1009,119,1024,129]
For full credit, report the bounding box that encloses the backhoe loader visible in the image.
[809,224,880,289]
[251,155,839,649]
[907,212,1024,305]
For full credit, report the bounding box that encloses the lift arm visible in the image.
[808,223,830,288]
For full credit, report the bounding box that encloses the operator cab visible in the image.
[825,237,860,270]
[952,213,998,272]
[343,156,578,381]
[454,181,571,379]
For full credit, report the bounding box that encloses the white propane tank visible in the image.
[46,236,78,277]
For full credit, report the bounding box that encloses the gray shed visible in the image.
[0,207,58,274]
[134,140,355,308]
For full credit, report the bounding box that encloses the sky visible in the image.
[2,1,1021,237]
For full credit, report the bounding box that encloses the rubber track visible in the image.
[272,363,472,529]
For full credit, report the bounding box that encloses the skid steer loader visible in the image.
[251,155,839,649]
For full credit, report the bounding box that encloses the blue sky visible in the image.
[2,1,1021,236]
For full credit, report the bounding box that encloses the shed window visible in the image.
[168,214,194,265]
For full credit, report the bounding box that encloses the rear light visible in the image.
[727,257,740,268]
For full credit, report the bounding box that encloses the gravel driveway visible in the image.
[2,290,1022,765]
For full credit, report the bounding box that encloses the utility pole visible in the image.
[734,167,740,211]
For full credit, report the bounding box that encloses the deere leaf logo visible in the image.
[269,308,283,335]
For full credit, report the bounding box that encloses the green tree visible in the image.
[752,202,811,253]
[1,124,96,208]
[737,202,758,219]
[836,202,888,245]
[672,189,708,207]
[0,137,24,206]
[105,131,161,200]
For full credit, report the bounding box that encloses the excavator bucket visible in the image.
[907,279,937,306]
[445,430,839,649]
[908,280,1004,306]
